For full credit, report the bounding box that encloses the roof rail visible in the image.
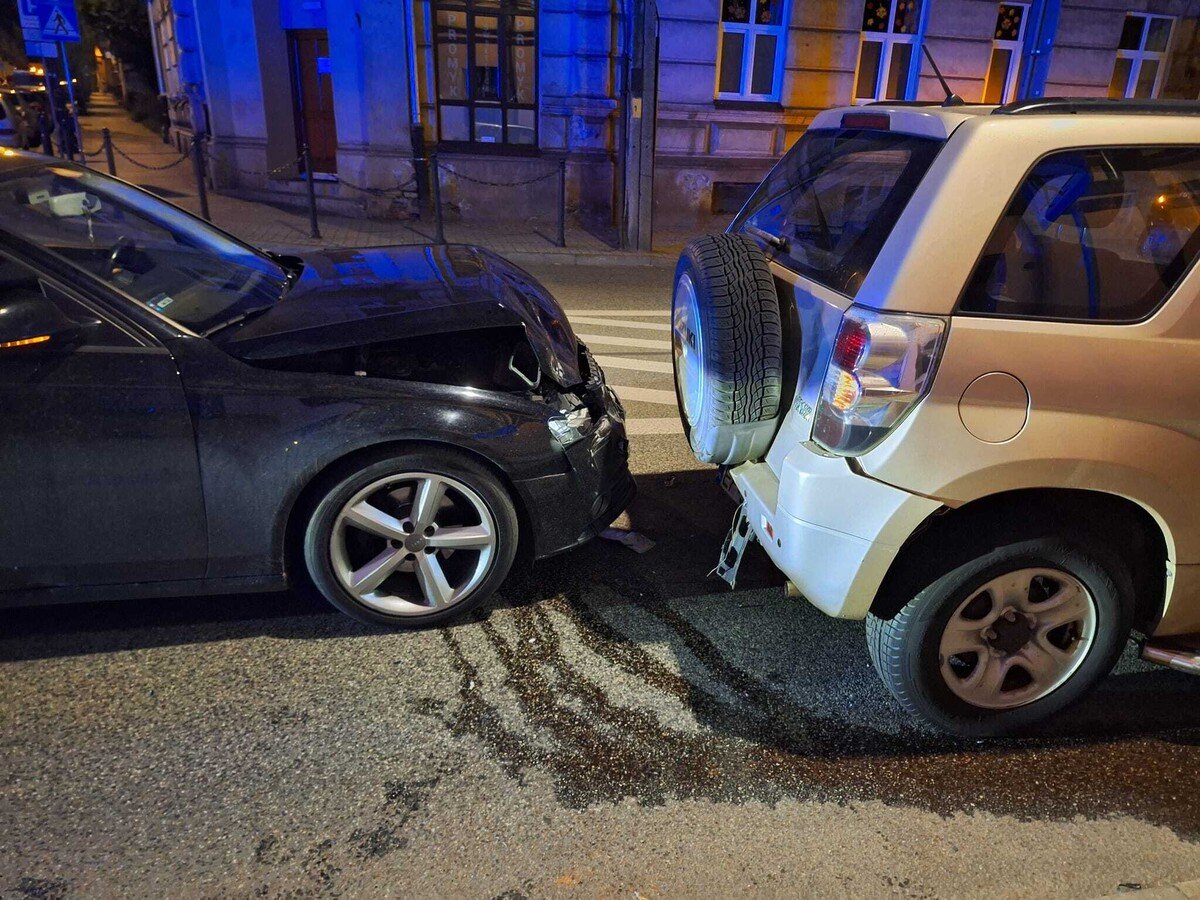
[994,97,1200,116]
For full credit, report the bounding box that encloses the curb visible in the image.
[265,243,676,269]
[504,249,674,268]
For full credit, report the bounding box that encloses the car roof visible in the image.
[809,103,991,140]
[811,98,1200,141]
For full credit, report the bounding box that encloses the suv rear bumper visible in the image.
[730,447,941,619]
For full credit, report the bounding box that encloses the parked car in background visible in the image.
[674,98,1200,737]
[1,89,43,149]
[0,93,24,148]
[0,153,632,627]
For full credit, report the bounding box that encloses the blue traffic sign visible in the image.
[18,0,80,43]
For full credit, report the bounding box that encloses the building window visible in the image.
[982,3,1028,104]
[1109,13,1174,99]
[433,0,537,147]
[716,0,789,102]
[854,1,922,103]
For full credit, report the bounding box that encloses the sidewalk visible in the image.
[76,95,685,267]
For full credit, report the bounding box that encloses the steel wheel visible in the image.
[938,567,1098,710]
[672,271,706,429]
[329,471,497,617]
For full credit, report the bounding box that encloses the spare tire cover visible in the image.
[672,233,783,466]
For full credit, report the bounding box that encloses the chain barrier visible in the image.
[75,137,568,248]
[437,164,558,188]
[111,142,192,171]
[233,153,305,179]
[336,173,420,197]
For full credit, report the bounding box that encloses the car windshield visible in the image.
[0,162,289,334]
[734,128,944,296]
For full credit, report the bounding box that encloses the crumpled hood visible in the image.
[211,244,581,386]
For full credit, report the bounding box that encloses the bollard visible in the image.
[431,153,446,245]
[302,144,321,240]
[102,128,116,176]
[191,137,211,222]
[557,157,567,249]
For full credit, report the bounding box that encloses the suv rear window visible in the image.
[734,128,944,296]
[961,147,1200,322]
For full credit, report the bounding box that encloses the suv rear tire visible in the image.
[866,538,1133,738]
[672,234,783,465]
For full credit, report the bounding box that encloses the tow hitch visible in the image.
[712,503,755,589]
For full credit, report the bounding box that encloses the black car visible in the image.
[0,154,633,626]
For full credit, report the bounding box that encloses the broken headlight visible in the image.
[548,406,594,448]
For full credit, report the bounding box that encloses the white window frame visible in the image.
[715,0,791,102]
[1111,12,1176,99]
[852,1,923,105]
[982,2,1029,105]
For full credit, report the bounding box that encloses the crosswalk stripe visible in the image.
[576,332,668,351]
[595,354,674,375]
[570,316,672,333]
[624,417,683,436]
[563,309,670,317]
[611,385,677,405]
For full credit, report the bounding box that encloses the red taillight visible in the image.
[814,306,947,457]
[832,316,870,370]
[841,113,891,131]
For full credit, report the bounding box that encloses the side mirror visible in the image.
[0,291,88,352]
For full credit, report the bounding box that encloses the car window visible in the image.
[734,128,944,296]
[0,255,138,348]
[961,147,1200,322]
[0,163,289,334]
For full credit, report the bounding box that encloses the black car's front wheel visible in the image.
[303,448,519,627]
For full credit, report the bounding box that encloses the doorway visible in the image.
[288,29,338,174]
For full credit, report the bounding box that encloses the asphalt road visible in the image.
[2,262,1199,899]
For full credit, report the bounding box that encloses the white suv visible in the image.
[672,98,1200,737]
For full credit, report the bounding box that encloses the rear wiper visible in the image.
[743,224,789,252]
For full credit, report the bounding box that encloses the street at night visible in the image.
[2,263,1199,898]
[6,0,1200,895]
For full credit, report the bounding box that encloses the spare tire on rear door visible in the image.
[672,233,783,465]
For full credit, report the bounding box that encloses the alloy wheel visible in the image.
[329,471,497,616]
[672,271,706,429]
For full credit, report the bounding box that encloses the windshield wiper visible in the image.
[201,304,275,338]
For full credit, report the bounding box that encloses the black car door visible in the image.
[0,253,208,591]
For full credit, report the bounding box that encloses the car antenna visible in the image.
[921,45,964,107]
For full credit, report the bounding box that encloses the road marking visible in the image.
[569,316,672,333]
[595,354,674,375]
[611,386,677,405]
[563,309,671,317]
[624,417,683,436]
[577,332,669,351]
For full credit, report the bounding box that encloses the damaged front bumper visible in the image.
[516,357,636,559]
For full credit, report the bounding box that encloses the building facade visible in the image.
[148,0,1200,245]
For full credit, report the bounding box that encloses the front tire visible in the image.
[303,448,519,628]
[866,538,1133,738]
